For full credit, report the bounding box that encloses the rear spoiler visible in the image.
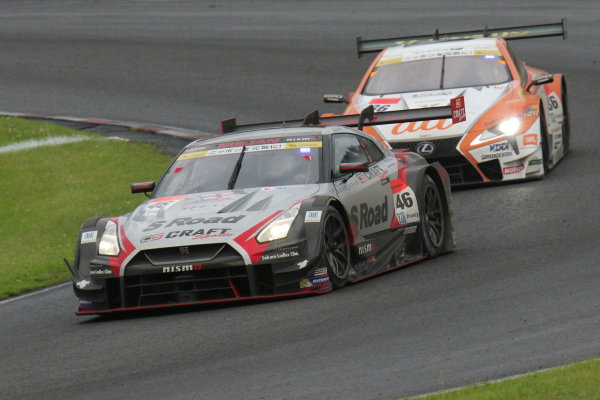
[357,19,567,57]
[221,104,456,135]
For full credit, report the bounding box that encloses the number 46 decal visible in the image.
[396,192,414,209]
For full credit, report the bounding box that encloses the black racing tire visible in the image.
[420,175,446,258]
[321,206,351,289]
[561,80,570,154]
[539,106,552,173]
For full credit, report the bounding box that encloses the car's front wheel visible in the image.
[322,207,351,289]
[420,175,446,258]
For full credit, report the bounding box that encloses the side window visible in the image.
[506,44,527,85]
[332,134,369,177]
[359,136,385,163]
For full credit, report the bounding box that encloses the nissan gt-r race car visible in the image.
[66,106,458,315]
[324,20,570,185]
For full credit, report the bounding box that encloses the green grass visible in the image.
[408,358,600,400]
[0,117,93,146]
[0,117,172,298]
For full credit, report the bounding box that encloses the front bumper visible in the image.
[389,136,542,185]
[73,242,329,315]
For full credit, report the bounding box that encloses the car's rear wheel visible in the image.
[561,81,570,154]
[420,175,446,258]
[540,108,552,173]
[322,207,350,289]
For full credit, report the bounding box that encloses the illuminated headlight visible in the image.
[490,117,521,136]
[257,204,301,243]
[98,220,120,256]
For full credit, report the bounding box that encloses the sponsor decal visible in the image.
[403,48,473,61]
[411,91,454,98]
[144,215,245,231]
[450,96,466,123]
[89,265,112,276]
[528,159,543,166]
[299,274,330,288]
[369,98,400,105]
[502,164,525,175]
[79,301,93,309]
[336,165,385,194]
[520,104,539,117]
[246,143,286,152]
[215,137,320,149]
[179,246,191,255]
[390,119,453,135]
[80,230,97,244]
[313,267,328,277]
[141,196,185,216]
[396,211,407,224]
[310,276,330,285]
[141,228,233,243]
[162,264,203,273]
[304,210,322,223]
[523,134,538,146]
[481,151,513,160]
[358,242,376,255]
[200,193,235,201]
[297,260,308,269]
[75,280,90,289]
[192,232,234,240]
[260,245,301,262]
[300,279,312,288]
[178,137,323,160]
[489,142,510,152]
[356,165,385,183]
[351,197,389,229]
[140,233,164,243]
[89,266,108,275]
[416,142,434,156]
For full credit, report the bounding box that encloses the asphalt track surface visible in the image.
[1,1,599,399]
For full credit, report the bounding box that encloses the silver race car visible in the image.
[67,107,457,314]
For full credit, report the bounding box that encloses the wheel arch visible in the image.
[325,198,354,244]
[423,163,456,253]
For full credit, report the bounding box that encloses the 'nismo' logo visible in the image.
[162,264,202,273]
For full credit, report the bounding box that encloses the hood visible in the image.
[120,185,321,250]
[357,83,511,141]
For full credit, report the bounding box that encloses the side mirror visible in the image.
[526,74,554,91]
[323,94,348,104]
[339,162,369,174]
[130,181,155,194]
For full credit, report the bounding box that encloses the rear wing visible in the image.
[221,103,458,135]
[357,19,566,57]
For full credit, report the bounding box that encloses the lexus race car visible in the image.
[66,106,457,315]
[324,20,570,185]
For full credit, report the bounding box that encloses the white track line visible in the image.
[0,282,70,305]
[0,135,90,153]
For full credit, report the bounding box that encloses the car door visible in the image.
[332,133,393,240]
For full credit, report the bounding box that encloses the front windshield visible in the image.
[363,55,511,95]
[153,136,322,197]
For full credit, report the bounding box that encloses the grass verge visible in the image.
[408,358,600,400]
[0,117,172,298]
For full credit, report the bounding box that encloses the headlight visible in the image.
[488,117,521,136]
[98,220,120,256]
[256,204,301,243]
